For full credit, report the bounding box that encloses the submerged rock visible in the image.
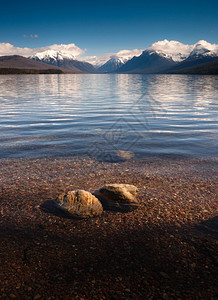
[55,190,103,218]
[116,150,134,161]
[97,150,134,163]
[94,184,139,212]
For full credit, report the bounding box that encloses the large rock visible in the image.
[55,190,103,218]
[94,184,139,212]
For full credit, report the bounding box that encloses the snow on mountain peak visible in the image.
[32,49,75,61]
[42,43,85,57]
[109,55,127,64]
[81,49,143,66]
[115,49,143,61]
[195,40,212,47]
[190,40,218,57]
[28,43,85,62]
[147,40,193,62]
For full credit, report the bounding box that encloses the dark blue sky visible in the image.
[1,0,218,55]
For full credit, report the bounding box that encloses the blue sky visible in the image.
[1,0,218,55]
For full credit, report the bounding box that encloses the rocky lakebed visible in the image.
[0,156,217,299]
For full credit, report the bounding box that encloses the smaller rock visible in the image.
[116,150,134,161]
[94,184,139,212]
[55,190,103,218]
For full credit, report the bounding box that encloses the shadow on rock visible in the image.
[94,194,139,213]
[40,200,74,219]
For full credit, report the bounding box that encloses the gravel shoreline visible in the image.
[0,156,217,299]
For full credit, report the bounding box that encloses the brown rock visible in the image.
[55,190,103,218]
[94,184,139,212]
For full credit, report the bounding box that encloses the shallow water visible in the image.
[0,74,217,160]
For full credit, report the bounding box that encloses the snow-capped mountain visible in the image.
[97,56,127,73]
[188,40,218,58]
[31,50,97,73]
[146,39,218,62]
[146,40,192,62]
[116,50,176,74]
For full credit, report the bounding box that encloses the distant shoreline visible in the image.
[0,68,64,74]
[0,69,218,75]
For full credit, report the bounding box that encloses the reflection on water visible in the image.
[0,74,217,160]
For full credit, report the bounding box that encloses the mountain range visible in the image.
[0,40,217,74]
[115,40,218,74]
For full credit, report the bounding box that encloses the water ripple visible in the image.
[0,74,217,159]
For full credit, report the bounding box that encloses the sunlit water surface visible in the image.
[0,74,217,160]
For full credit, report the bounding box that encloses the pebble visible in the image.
[160,272,170,279]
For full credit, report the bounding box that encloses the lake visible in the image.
[0,74,217,160]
